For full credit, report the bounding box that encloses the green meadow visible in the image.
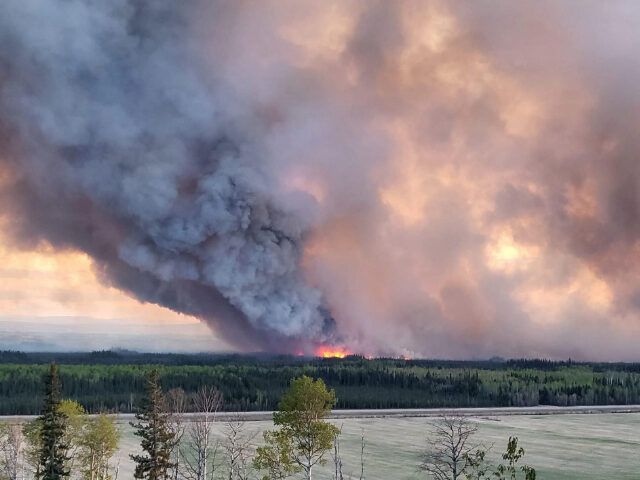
[108,413,640,479]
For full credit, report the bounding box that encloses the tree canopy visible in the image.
[38,363,70,480]
[256,376,339,480]
[130,370,176,480]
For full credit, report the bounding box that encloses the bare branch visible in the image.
[359,429,366,480]
[179,386,223,480]
[0,423,25,480]
[221,417,257,480]
[419,416,484,480]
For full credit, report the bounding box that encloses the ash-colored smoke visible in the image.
[3,1,640,359]
[0,0,339,352]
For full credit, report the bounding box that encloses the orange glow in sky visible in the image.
[0,228,202,326]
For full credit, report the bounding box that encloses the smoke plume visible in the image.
[2,1,640,359]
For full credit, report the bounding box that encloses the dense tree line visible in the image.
[2,365,539,479]
[0,364,121,480]
[2,353,640,415]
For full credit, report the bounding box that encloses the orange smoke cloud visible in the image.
[3,0,640,360]
[288,1,640,360]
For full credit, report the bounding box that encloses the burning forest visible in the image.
[2,1,640,360]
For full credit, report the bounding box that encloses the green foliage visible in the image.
[57,399,85,418]
[494,437,536,480]
[275,376,337,426]
[58,399,86,471]
[4,354,640,414]
[78,414,120,480]
[254,430,301,480]
[38,364,70,480]
[462,437,536,480]
[464,450,490,480]
[22,399,86,479]
[19,371,120,480]
[130,370,176,480]
[256,376,339,480]
[59,400,86,448]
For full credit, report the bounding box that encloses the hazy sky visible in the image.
[2,1,640,359]
[0,230,231,352]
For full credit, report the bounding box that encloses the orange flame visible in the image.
[316,346,352,358]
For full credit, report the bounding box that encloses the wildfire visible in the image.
[316,346,352,358]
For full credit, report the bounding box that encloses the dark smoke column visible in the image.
[0,1,333,352]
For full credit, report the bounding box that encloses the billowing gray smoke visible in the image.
[4,1,640,360]
[0,1,335,352]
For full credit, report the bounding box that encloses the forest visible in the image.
[1,351,640,415]
[0,366,538,480]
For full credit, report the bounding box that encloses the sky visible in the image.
[0,229,230,352]
[1,1,640,359]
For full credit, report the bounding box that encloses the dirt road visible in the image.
[4,404,640,422]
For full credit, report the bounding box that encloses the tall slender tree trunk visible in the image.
[90,453,96,480]
[305,458,312,480]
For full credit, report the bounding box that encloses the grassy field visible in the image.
[106,412,640,479]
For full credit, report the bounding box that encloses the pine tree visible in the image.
[130,370,176,480]
[38,363,70,480]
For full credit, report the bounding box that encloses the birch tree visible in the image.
[358,430,366,480]
[0,423,24,480]
[77,414,120,480]
[255,376,338,480]
[180,386,222,480]
[331,429,343,480]
[221,419,255,480]
[167,388,186,480]
[419,416,483,480]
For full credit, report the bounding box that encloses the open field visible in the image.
[6,409,640,479]
[113,411,640,479]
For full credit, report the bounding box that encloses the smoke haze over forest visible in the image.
[2,1,640,359]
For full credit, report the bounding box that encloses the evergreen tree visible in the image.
[130,370,176,480]
[38,363,69,480]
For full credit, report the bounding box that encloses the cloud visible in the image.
[2,1,640,359]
